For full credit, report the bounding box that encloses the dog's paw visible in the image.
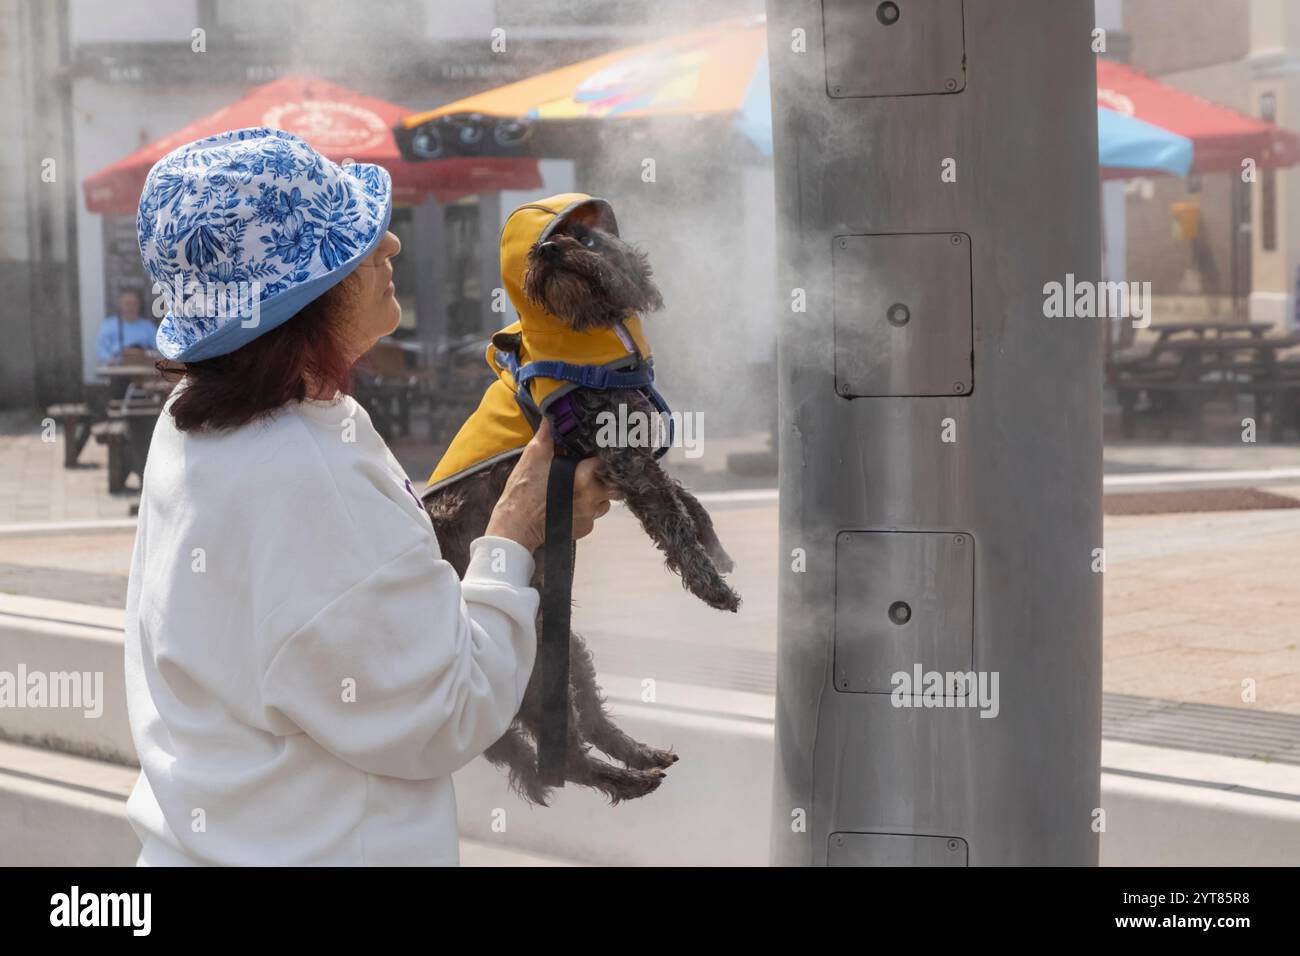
[606,768,667,805]
[616,744,679,771]
[699,582,741,613]
[646,748,679,770]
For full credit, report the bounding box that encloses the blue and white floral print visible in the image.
[136,127,392,361]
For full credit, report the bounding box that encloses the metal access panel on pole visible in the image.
[768,0,1103,865]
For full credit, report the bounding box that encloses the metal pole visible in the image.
[768,0,1103,865]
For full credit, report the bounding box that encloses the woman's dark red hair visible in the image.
[159,279,356,432]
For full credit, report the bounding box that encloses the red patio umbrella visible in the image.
[82,74,542,214]
[1097,59,1300,180]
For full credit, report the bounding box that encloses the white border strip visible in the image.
[0,518,138,538]
[1103,467,1300,488]
[691,488,780,504]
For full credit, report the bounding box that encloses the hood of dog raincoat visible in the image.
[425,193,655,494]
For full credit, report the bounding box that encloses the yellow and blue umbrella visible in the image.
[398,15,1297,179]
[397,15,769,160]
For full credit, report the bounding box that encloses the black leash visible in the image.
[537,452,578,787]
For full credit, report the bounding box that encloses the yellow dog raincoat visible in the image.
[425,193,667,494]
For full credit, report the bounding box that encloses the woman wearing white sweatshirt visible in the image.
[124,128,614,865]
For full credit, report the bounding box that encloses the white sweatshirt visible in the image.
[123,392,539,866]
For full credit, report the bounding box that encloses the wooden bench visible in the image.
[104,398,165,494]
[45,403,95,468]
[1116,376,1300,442]
[91,420,131,493]
[1116,380,1210,441]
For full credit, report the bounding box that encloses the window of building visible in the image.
[444,199,487,340]
[1260,91,1277,252]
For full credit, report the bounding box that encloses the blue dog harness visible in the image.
[492,347,676,460]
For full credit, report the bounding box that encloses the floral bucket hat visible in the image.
[136,126,392,361]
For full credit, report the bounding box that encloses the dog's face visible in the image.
[522,214,664,332]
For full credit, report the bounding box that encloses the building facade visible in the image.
[0,0,760,410]
[1120,0,1300,328]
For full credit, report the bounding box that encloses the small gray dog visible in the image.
[424,197,739,805]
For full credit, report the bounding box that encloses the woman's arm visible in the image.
[257,418,617,781]
[259,533,539,781]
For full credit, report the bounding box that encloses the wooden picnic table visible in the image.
[95,359,163,403]
[95,363,161,397]
[1149,321,1275,340]
[89,359,172,492]
[48,360,164,470]
[94,364,159,378]
[1111,322,1277,376]
[1114,331,1300,441]
[1151,332,1300,366]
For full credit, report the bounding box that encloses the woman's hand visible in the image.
[484,419,621,553]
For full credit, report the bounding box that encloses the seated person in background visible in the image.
[96,289,157,364]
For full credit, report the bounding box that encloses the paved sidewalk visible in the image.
[3,405,1299,715]
[0,408,779,525]
[1103,508,1300,711]
[0,528,135,607]
[2,494,1297,716]
[0,412,141,525]
[9,398,1300,524]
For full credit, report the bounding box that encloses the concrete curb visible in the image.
[1102,771,1300,866]
[453,688,775,866]
[1100,740,1300,866]
[0,741,138,866]
[0,596,133,765]
[0,519,138,539]
[0,741,583,867]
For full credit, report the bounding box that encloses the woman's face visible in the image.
[345,230,402,357]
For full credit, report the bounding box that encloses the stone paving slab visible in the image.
[0,412,140,526]
[1103,509,1300,713]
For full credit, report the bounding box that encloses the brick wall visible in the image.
[1119,1,1256,307]
[1124,0,1251,75]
